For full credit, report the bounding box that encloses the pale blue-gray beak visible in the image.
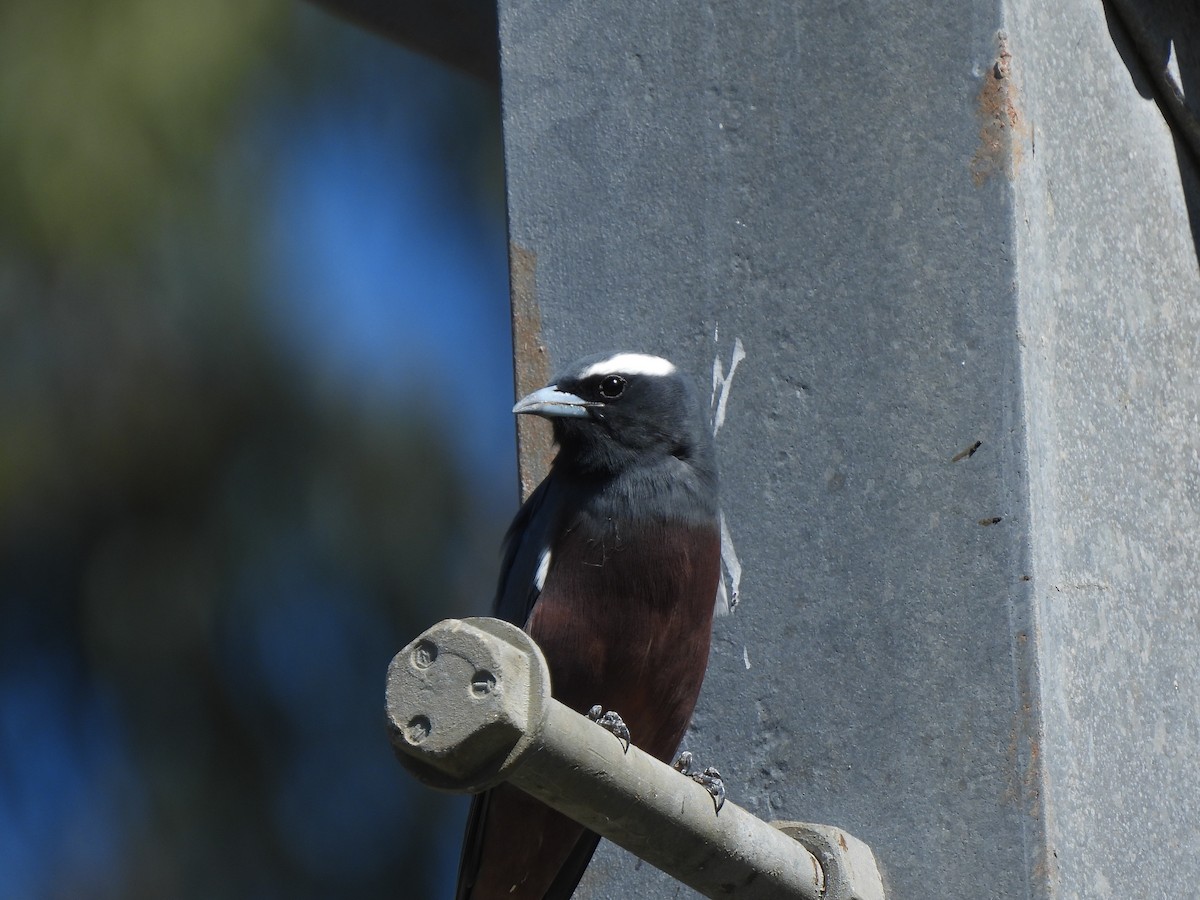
[512,386,595,418]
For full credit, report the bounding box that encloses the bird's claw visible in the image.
[693,767,726,814]
[673,751,726,814]
[587,705,630,754]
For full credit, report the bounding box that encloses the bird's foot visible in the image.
[673,751,726,814]
[587,705,631,754]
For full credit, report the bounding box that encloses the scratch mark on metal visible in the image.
[711,337,746,437]
[951,440,983,462]
[742,646,751,670]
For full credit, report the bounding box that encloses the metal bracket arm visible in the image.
[385,617,885,900]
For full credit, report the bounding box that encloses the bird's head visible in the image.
[513,352,713,478]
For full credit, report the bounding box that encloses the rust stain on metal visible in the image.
[1009,615,1054,890]
[509,242,555,500]
[971,33,1026,186]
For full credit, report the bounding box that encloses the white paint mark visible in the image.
[708,339,746,617]
[743,647,751,670]
[534,547,551,592]
[714,511,743,615]
[579,353,676,379]
[710,337,746,437]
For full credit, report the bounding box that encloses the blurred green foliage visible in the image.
[0,1,506,897]
[0,0,284,258]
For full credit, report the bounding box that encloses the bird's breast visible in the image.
[526,514,721,760]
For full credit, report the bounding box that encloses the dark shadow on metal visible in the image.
[1103,0,1200,266]
[307,0,500,84]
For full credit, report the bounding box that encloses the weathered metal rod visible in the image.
[385,617,883,900]
[504,700,825,899]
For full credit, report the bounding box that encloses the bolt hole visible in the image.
[405,715,432,745]
[471,670,496,696]
[412,640,438,669]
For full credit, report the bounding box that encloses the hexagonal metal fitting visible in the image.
[385,617,551,793]
[773,821,886,900]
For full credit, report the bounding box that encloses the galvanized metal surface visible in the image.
[495,0,1199,897]
[1009,0,1200,896]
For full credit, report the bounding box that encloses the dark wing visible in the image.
[456,793,600,900]
[543,831,603,900]
[457,472,567,899]
[491,472,565,626]
[455,791,489,900]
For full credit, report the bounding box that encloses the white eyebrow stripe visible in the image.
[579,353,676,379]
[534,547,551,592]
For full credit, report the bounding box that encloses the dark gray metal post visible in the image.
[495,1,1200,899]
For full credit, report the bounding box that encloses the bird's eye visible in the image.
[598,375,627,399]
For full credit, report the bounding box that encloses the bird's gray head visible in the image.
[514,352,714,479]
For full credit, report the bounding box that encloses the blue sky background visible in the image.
[264,32,516,504]
[256,22,516,894]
